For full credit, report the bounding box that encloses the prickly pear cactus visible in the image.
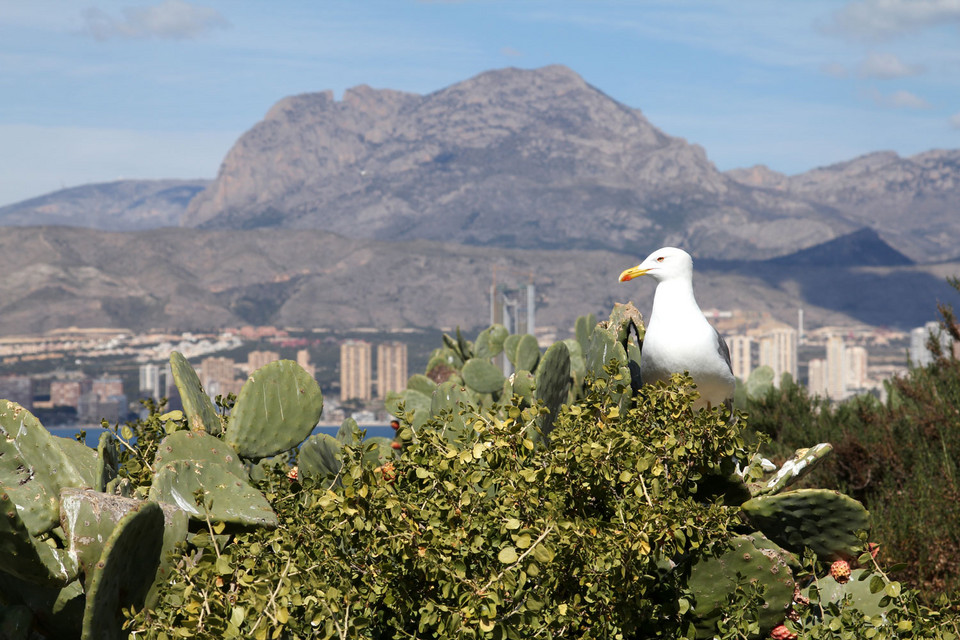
[0,490,78,586]
[225,359,324,460]
[80,501,164,640]
[153,429,247,479]
[742,488,871,561]
[298,433,343,479]
[755,444,834,496]
[804,568,894,620]
[336,417,362,445]
[56,436,99,490]
[534,341,571,440]
[0,400,87,535]
[461,358,506,394]
[149,460,278,528]
[688,534,796,637]
[513,334,541,372]
[169,351,222,435]
[95,432,120,493]
[385,389,432,431]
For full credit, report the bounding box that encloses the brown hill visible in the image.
[183,65,853,260]
[726,150,960,262]
[0,180,208,230]
[0,226,954,338]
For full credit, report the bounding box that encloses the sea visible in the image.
[48,425,398,449]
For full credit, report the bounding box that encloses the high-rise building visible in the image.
[51,379,92,409]
[340,340,372,402]
[247,350,280,372]
[726,335,753,381]
[92,376,124,403]
[808,358,827,397]
[846,346,869,391]
[139,364,162,400]
[758,327,797,387]
[296,349,316,378]
[826,335,846,400]
[909,321,951,367]
[200,357,243,398]
[377,342,408,399]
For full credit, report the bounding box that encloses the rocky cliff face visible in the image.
[183,65,849,260]
[726,150,960,262]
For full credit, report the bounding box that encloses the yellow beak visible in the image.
[618,265,648,282]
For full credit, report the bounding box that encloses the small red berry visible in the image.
[391,441,402,450]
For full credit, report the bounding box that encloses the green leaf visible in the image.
[498,546,519,564]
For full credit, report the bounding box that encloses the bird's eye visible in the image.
[656,256,665,263]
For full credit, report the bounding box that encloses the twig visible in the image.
[482,525,554,593]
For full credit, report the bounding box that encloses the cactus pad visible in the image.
[154,429,246,478]
[742,488,871,560]
[169,351,222,435]
[299,433,343,479]
[95,432,120,493]
[804,568,893,620]
[0,489,78,586]
[149,460,278,528]
[81,501,164,640]
[758,444,834,496]
[534,341,571,440]
[461,358,507,394]
[688,534,796,637]
[0,400,87,535]
[55,435,98,490]
[226,359,324,460]
[336,417,362,445]
[514,334,541,372]
[406,374,438,398]
[385,389,432,431]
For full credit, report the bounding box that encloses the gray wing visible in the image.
[714,327,733,375]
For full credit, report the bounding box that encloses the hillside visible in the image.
[182,65,853,261]
[0,180,209,230]
[0,226,954,338]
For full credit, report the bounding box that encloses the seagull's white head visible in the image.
[618,247,694,284]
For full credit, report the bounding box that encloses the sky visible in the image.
[1,0,959,207]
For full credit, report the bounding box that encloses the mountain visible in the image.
[726,150,960,262]
[0,226,953,338]
[183,65,854,260]
[763,228,913,268]
[0,180,209,230]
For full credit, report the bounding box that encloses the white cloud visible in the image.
[869,88,932,109]
[950,113,960,128]
[826,0,960,41]
[857,52,924,78]
[81,0,228,41]
[500,46,523,57]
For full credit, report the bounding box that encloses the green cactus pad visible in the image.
[534,341,571,440]
[406,374,438,398]
[758,443,834,496]
[742,488,871,560]
[385,389,432,431]
[502,370,536,407]
[606,302,644,344]
[225,359,324,460]
[485,324,509,357]
[562,339,586,396]
[0,400,87,535]
[575,313,596,355]
[503,334,521,368]
[94,432,120,493]
[146,504,189,609]
[461,358,507,394]
[154,429,246,478]
[362,437,396,468]
[169,351,222,435]
[149,461,277,528]
[455,327,473,361]
[0,488,78,586]
[298,433,343,479]
[514,334,541,372]
[688,534,796,637]
[804,568,894,620]
[81,501,164,640]
[55,436,98,490]
[336,417,362,445]
[60,488,190,598]
[0,575,85,640]
[586,326,628,380]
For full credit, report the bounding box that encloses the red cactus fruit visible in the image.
[770,624,797,640]
[830,559,851,583]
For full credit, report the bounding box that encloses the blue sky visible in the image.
[1,0,959,206]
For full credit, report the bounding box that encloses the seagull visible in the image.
[619,247,735,411]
